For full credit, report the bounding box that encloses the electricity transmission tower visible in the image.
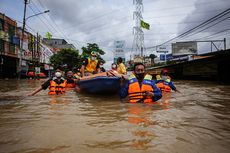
[132,0,145,57]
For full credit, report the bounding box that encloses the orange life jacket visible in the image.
[85,57,98,73]
[66,83,76,88]
[156,75,171,92]
[48,79,67,95]
[65,78,76,89]
[128,74,153,103]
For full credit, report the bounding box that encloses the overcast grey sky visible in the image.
[1,0,230,68]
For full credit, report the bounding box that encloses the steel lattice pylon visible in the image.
[132,0,144,57]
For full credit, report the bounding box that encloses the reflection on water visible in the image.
[0,79,230,153]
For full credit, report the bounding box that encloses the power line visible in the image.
[146,8,230,49]
[182,16,230,40]
[31,0,79,47]
[195,28,230,40]
[28,5,55,34]
[144,0,225,13]
[30,1,66,37]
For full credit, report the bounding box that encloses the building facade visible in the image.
[43,38,75,52]
[0,13,19,78]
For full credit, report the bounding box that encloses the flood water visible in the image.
[0,79,230,153]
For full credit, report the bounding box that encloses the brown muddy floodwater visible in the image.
[0,79,230,153]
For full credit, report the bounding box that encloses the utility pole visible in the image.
[36,32,39,64]
[18,0,48,79]
[132,0,145,58]
[19,0,29,79]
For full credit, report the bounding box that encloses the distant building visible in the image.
[43,38,75,52]
[143,57,151,67]
[0,12,55,78]
[0,13,19,78]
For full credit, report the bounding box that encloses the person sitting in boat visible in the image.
[118,62,162,103]
[111,63,118,72]
[117,57,127,75]
[65,71,76,88]
[155,69,178,92]
[80,51,100,77]
[74,72,81,79]
[27,69,67,96]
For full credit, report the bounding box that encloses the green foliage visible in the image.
[49,43,106,72]
[149,54,157,59]
[81,43,105,64]
[50,48,81,71]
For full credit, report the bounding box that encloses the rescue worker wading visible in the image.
[27,70,67,96]
[65,71,76,88]
[119,63,162,103]
[155,69,178,92]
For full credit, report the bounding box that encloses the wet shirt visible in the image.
[82,58,100,68]
[117,63,127,74]
[41,77,66,90]
[120,80,162,102]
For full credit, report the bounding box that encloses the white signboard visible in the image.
[114,40,125,59]
[35,67,40,74]
[114,49,125,58]
[157,45,168,52]
[114,41,125,49]
[172,42,197,55]
[40,43,53,64]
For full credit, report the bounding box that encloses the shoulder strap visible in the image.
[144,74,152,80]
[128,73,136,80]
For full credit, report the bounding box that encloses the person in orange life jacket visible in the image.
[80,51,100,77]
[155,69,178,92]
[65,71,76,88]
[119,63,162,103]
[27,69,67,96]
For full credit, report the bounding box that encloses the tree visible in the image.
[149,54,157,59]
[50,48,81,71]
[81,43,105,64]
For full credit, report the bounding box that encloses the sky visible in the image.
[1,0,230,69]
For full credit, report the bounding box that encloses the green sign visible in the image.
[114,58,125,64]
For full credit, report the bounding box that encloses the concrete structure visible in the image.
[43,38,75,52]
[146,49,230,84]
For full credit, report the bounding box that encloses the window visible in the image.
[0,19,3,31]
[0,39,4,52]
[8,24,15,43]
[9,43,15,54]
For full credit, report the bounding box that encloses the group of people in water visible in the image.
[28,51,179,103]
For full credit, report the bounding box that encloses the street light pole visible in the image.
[18,0,49,79]
[18,0,28,79]
[26,10,50,21]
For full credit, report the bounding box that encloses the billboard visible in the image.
[172,42,197,56]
